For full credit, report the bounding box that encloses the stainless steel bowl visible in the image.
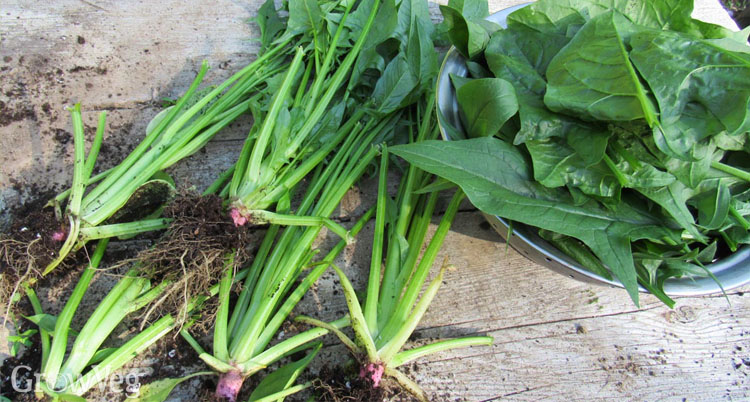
[436,4,750,295]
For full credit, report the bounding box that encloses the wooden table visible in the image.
[1,1,748,400]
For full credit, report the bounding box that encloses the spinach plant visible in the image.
[299,99,492,402]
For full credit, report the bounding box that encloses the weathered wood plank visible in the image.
[1,0,749,401]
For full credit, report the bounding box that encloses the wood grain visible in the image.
[1,0,748,401]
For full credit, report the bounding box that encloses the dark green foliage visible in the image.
[393,0,750,306]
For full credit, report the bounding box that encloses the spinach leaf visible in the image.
[392,137,682,305]
[525,138,620,199]
[372,54,418,114]
[544,12,658,123]
[539,229,613,280]
[439,0,494,59]
[485,29,608,146]
[456,78,518,138]
[255,0,286,50]
[629,30,750,158]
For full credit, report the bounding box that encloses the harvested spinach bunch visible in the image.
[393,0,750,307]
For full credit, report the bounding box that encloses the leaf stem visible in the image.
[43,238,109,389]
[364,148,389,332]
[712,161,750,182]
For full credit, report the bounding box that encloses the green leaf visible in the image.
[24,313,71,335]
[405,13,439,91]
[87,348,117,366]
[636,182,704,241]
[247,343,322,401]
[538,229,612,279]
[255,0,285,50]
[507,0,695,36]
[525,138,619,199]
[696,183,731,230]
[287,0,325,37]
[446,0,489,21]
[544,12,658,123]
[130,372,212,402]
[456,78,518,139]
[348,0,398,87]
[391,137,683,306]
[145,107,173,138]
[372,54,418,114]
[629,30,750,158]
[439,0,492,59]
[484,29,604,146]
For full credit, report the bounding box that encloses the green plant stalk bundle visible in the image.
[1,37,293,285]
[226,0,376,227]
[299,97,492,402]
[394,0,750,307]
[193,107,395,401]
[26,236,256,400]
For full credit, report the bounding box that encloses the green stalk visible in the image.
[230,143,379,363]
[204,163,236,196]
[214,258,235,362]
[251,207,374,356]
[252,382,313,402]
[237,318,348,373]
[303,0,354,117]
[78,218,171,241]
[57,275,149,390]
[241,48,305,194]
[247,210,351,243]
[712,160,750,182]
[378,190,465,344]
[24,286,50,368]
[603,154,629,187]
[393,192,439,300]
[378,267,447,363]
[327,264,379,363]
[84,112,107,180]
[79,63,209,210]
[181,328,207,355]
[390,337,493,368]
[44,105,89,275]
[70,315,174,396]
[295,315,358,353]
[228,225,280,339]
[82,46,288,225]
[364,149,389,334]
[249,108,368,209]
[43,238,109,388]
[378,99,437,327]
[48,168,112,207]
[730,205,750,230]
[283,0,381,158]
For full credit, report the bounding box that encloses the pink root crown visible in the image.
[215,370,243,402]
[360,362,385,388]
[230,208,248,227]
[51,230,67,242]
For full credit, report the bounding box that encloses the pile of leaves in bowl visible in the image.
[393,0,750,307]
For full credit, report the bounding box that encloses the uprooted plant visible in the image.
[0,40,289,311]
[299,143,493,402]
